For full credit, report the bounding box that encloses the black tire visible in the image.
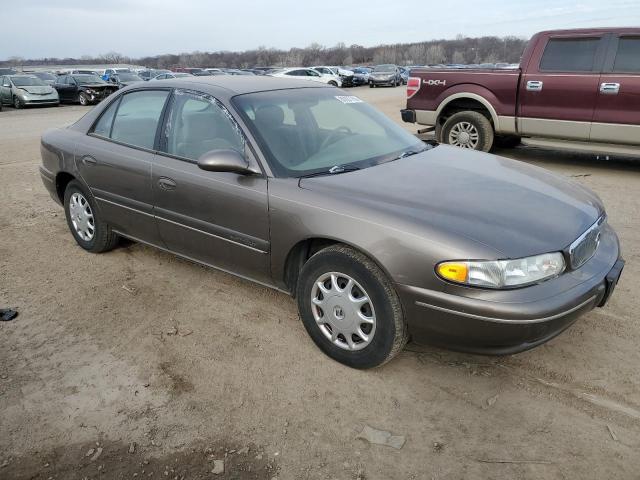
[64,179,119,253]
[296,245,408,369]
[79,92,89,106]
[441,110,494,152]
[494,135,521,148]
[369,82,374,88]
[328,81,338,87]
[13,96,22,109]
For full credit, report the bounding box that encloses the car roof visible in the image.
[134,75,332,97]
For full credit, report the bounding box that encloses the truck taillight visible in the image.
[407,77,421,99]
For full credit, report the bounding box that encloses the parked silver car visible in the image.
[0,75,59,108]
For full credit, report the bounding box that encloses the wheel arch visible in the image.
[436,92,498,128]
[282,237,397,297]
[55,171,77,203]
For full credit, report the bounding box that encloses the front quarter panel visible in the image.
[268,178,502,292]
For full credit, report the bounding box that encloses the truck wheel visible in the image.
[441,111,493,152]
[494,135,521,148]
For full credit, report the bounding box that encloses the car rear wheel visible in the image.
[64,180,119,253]
[296,245,408,369]
[79,92,89,106]
[441,111,494,152]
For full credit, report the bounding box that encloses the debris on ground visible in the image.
[607,425,619,441]
[485,393,499,407]
[89,447,103,462]
[211,459,224,474]
[356,425,405,450]
[128,443,136,454]
[166,327,178,336]
[475,458,552,465]
[570,173,592,178]
[121,285,137,295]
[0,309,18,322]
[433,442,444,453]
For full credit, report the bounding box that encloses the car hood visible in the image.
[19,86,54,94]
[298,145,603,258]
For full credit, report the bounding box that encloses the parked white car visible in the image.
[268,68,341,86]
[312,66,355,87]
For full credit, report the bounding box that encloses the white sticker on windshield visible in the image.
[334,95,363,104]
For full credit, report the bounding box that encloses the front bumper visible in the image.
[397,225,623,354]
[370,78,396,86]
[21,94,59,106]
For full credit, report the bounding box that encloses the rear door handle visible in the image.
[158,177,177,191]
[81,156,97,166]
[526,80,543,92]
[600,82,620,95]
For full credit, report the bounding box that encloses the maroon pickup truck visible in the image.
[402,28,640,155]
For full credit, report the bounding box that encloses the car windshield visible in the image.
[73,74,106,85]
[233,88,427,178]
[118,73,142,81]
[33,72,57,81]
[373,65,395,72]
[10,76,46,86]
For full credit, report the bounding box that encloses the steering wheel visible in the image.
[319,125,352,150]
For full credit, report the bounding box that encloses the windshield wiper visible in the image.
[299,165,361,178]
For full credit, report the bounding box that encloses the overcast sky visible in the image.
[2,0,639,59]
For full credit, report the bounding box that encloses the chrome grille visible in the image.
[569,216,605,269]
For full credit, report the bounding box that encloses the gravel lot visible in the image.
[1,86,639,480]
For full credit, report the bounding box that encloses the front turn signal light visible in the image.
[437,262,468,283]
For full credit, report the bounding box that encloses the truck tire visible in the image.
[441,111,494,152]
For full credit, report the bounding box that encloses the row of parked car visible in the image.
[0,63,414,110]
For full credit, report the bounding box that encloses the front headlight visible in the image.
[436,252,565,289]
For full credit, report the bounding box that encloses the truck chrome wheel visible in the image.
[69,192,95,241]
[448,121,480,149]
[311,272,376,351]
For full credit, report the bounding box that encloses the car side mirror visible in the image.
[197,149,258,175]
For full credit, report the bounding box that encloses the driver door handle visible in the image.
[81,156,97,166]
[158,177,177,191]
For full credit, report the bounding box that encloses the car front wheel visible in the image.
[79,92,90,106]
[13,96,22,109]
[64,180,119,253]
[296,245,408,369]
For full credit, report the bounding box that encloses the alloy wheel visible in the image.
[448,121,480,149]
[310,272,376,351]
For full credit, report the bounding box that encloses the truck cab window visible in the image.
[540,37,600,72]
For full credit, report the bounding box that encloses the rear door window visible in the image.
[91,98,121,138]
[613,37,640,73]
[108,90,170,149]
[540,37,601,72]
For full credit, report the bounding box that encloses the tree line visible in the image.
[2,35,529,69]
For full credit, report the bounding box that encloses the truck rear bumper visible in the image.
[400,109,416,123]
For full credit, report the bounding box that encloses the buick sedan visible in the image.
[39,77,624,368]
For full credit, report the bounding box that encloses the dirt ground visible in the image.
[1,86,639,480]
